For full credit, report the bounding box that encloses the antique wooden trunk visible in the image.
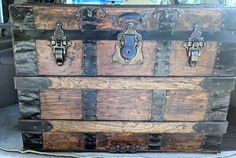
[10,2,236,152]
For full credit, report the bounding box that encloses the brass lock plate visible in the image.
[113,23,143,64]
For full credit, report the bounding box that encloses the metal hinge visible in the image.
[183,25,206,67]
[113,23,143,64]
[18,119,53,132]
[49,21,72,66]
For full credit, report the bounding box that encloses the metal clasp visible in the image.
[183,25,206,67]
[113,23,143,64]
[50,22,71,66]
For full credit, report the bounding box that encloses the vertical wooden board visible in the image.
[161,134,203,151]
[164,91,208,121]
[174,8,221,31]
[36,40,83,76]
[33,6,81,30]
[96,90,152,121]
[96,133,149,152]
[168,41,218,76]
[40,90,83,120]
[97,41,156,76]
[43,132,84,150]
[96,8,158,30]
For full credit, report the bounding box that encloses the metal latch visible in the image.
[50,22,71,66]
[183,25,206,67]
[113,23,143,64]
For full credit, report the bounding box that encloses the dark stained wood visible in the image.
[97,41,156,76]
[40,90,83,120]
[96,90,152,121]
[36,40,83,76]
[97,7,158,30]
[43,132,84,151]
[174,8,221,31]
[96,133,149,152]
[161,134,203,151]
[164,91,209,121]
[169,42,218,76]
[33,6,81,30]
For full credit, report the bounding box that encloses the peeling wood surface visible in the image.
[36,40,83,76]
[96,90,152,121]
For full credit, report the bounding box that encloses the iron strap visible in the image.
[13,29,236,42]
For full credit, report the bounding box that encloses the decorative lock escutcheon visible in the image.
[50,22,71,66]
[113,23,143,64]
[183,25,206,67]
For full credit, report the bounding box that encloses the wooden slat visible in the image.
[44,121,228,134]
[161,134,203,151]
[33,6,81,30]
[14,77,203,90]
[36,40,83,76]
[40,89,83,120]
[169,42,218,76]
[43,132,84,150]
[97,41,156,76]
[164,91,209,121]
[174,8,221,31]
[96,90,152,121]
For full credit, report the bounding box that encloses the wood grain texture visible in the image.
[96,90,152,121]
[169,42,218,76]
[47,121,228,134]
[164,91,208,121]
[40,90,83,120]
[43,132,84,151]
[48,77,204,90]
[96,133,149,151]
[36,40,83,76]
[174,8,221,31]
[33,6,81,30]
[97,41,156,76]
[161,134,203,151]
[97,7,158,30]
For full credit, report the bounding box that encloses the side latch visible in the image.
[50,22,72,66]
[183,25,206,67]
[113,23,143,64]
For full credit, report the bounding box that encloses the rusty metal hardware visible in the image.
[183,25,206,67]
[113,23,143,64]
[106,144,140,153]
[76,7,105,18]
[49,22,71,66]
[18,119,53,132]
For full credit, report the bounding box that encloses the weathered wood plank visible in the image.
[36,40,83,76]
[161,134,203,151]
[164,91,208,121]
[97,41,156,76]
[40,90,83,120]
[41,121,228,134]
[33,6,81,30]
[15,77,205,90]
[43,132,84,151]
[96,90,152,121]
[169,42,218,76]
[96,133,149,152]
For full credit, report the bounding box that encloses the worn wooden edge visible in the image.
[14,77,236,91]
[18,120,228,135]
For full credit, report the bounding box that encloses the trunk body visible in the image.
[11,3,236,152]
